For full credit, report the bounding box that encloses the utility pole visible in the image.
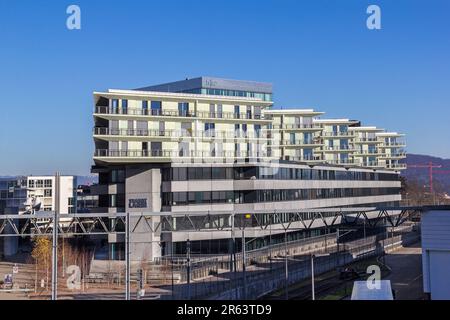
[336,228,340,266]
[311,254,315,301]
[125,211,130,300]
[171,240,175,300]
[187,238,191,300]
[242,228,247,300]
[284,229,288,300]
[51,172,60,301]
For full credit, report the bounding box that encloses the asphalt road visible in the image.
[384,242,424,300]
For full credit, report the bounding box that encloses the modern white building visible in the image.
[90,77,406,261]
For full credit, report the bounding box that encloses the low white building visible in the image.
[26,175,77,213]
[421,207,450,300]
[0,175,77,257]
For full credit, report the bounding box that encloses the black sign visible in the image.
[129,198,147,209]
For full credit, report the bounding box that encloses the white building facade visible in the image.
[90,77,406,261]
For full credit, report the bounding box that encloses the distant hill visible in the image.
[403,154,450,193]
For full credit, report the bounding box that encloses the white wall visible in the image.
[422,209,450,300]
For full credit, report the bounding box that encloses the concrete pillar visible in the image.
[125,166,162,262]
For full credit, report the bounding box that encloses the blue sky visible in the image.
[0,0,449,175]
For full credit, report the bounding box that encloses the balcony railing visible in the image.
[354,138,381,143]
[94,106,196,117]
[386,163,407,169]
[363,161,382,167]
[284,155,323,162]
[326,159,355,165]
[195,111,266,120]
[94,106,267,120]
[323,145,353,151]
[353,149,383,155]
[94,149,272,159]
[382,152,407,158]
[273,124,321,130]
[383,142,406,147]
[322,132,355,137]
[93,128,268,140]
[281,139,318,146]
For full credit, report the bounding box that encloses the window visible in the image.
[303,149,313,160]
[235,124,240,138]
[178,102,189,116]
[111,169,125,183]
[212,167,226,179]
[36,180,44,188]
[111,99,119,114]
[246,106,252,119]
[290,133,295,144]
[242,124,248,137]
[205,123,215,137]
[304,132,312,144]
[122,99,128,113]
[28,180,35,188]
[44,179,52,188]
[179,142,189,157]
[44,189,52,197]
[151,142,162,156]
[255,125,262,138]
[234,105,240,118]
[151,101,162,115]
[142,100,148,113]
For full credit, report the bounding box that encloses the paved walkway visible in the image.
[384,242,424,300]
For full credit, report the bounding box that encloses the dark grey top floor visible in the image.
[136,76,273,95]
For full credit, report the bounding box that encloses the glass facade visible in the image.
[162,166,399,182]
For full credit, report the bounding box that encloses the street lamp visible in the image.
[311,253,330,301]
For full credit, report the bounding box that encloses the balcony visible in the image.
[322,131,355,138]
[353,149,384,156]
[94,106,268,121]
[273,124,322,131]
[93,128,269,140]
[195,111,268,121]
[383,142,407,148]
[361,161,383,168]
[354,138,383,144]
[386,163,407,170]
[94,106,196,118]
[380,152,407,159]
[94,149,274,160]
[279,139,322,147]
[322,145,354,152]
[325,159,355,166]
[284,155,323,163]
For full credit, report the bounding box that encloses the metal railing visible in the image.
[323,145,353,151]
[386,163,407,169]
[325,159,355,165]
[322,131,355,137]
[354,138,382,143]
[280,139,318,146]
[94,149,270,158]
[273,124,321,130]
[353,149,383,155]
[94,106,267,121]
[93,128,268,140]
[383,142,406,147]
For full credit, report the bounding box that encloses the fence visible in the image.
[164,228,420,300]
